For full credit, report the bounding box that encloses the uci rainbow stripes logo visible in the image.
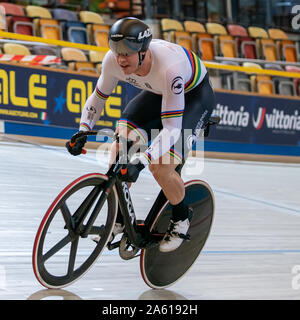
[161,109,184,120]
[96,87,109,100]
[182,47,202,92]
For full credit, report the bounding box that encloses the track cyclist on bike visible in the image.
[66,17,215,252]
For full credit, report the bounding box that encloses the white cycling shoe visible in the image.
[159,209,193,253]
[159,218,191,252]
[92,223,124,243]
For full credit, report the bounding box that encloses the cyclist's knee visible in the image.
[149,163,176,180]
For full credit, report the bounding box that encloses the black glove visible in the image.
[66,131,87,156]
[118,161,145,183]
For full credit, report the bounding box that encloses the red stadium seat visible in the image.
[285,66,300,95]
[227,24,257,59]
[0,2,35,35]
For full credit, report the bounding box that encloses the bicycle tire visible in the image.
[32,173,118,289]
[140,180,214,289]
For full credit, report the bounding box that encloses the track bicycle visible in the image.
[32,116,219,289]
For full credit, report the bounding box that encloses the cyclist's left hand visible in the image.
[66,131,87,156]
[118,161,145,182]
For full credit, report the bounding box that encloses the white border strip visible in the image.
[0,120,4,134]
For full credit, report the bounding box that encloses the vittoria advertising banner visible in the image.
[208,91,300,147]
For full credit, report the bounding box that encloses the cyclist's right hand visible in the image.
[65,131,87,156]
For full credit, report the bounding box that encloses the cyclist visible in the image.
[66,17,215,252]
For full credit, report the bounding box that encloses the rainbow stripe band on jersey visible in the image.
[117,119,147,145]
[168,147,183,163]
[161,109,184,120]
[143,151,152,164]
[182,47,202,92]
[80,122,92,131]
[96,87,109,100]
[142,147,183,165]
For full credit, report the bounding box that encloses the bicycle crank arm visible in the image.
[107,240,121,251]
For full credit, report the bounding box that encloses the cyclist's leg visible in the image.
[149,154,184,207]
[149,153,192,252]
[157,74,215,251]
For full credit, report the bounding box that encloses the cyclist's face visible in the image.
[115,52,139,74]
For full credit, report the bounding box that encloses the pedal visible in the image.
[119,234,139,260]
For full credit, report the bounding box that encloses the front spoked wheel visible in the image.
[32,173,118,289]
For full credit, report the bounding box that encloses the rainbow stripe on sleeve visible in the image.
[96,87,109,100]
[161,109,184,120]
[80,122,92,131]
[182,47,202,92]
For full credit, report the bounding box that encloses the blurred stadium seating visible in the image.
[0,0,298,96]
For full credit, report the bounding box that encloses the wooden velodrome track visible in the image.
[0,134,299,300]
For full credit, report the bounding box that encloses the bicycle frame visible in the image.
[71,114,221,249]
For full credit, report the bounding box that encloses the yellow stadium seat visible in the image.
[40,19,62,40]
[184,21,207,53]
[248,26,270,59]
[161,18,192,50]
[197,33,216,61]
[3,43,31,55]
[89,50,107,73]
[92,25,110,48]
[260,38,279,61]
[183,21,215,60]
[268,28,287,40]
[26,5,52,19]
[248,26,268,39]
[161,18,183,42]
[205,22,227,35]
[25,5,61,39]
[184,21,206,34]
[89,50,106,63]
[268,28,297,62]
[247,27,279,61]
[243,62,274,95]
[3,43,32,65]
[61,47,96,74]
[79,11,104,24]
[219,35,238,58]
[79,11,109,47]
[206,22,237,58]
